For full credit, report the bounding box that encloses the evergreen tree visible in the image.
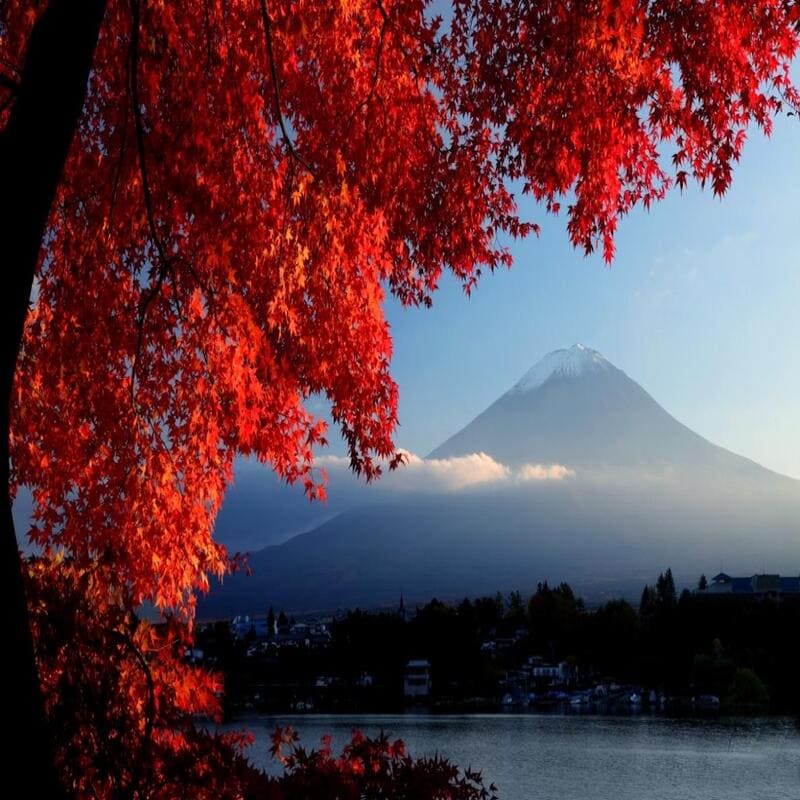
[457,598,473,616]
[473,596,503,633]
[656,568,677,608]
[664,568,677,607]
[698,574,708,591]
[639,585,657,619]
[506,590,525,624]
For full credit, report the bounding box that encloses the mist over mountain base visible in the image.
[203,346,799,617]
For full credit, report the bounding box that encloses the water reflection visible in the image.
[225,713,800,800]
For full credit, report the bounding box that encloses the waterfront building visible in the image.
[404,659,432,698]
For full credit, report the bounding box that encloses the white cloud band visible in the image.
[317,451,573,492]
[518,463,575,482]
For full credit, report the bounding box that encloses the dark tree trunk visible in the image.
[0,1,107,794]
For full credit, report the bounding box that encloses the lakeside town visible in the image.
[193,569,800,718]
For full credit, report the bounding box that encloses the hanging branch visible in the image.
[345,1,389,135]
[128,0,175,406]
[258,0,316,176]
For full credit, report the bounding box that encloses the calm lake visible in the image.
[227,713,800,799]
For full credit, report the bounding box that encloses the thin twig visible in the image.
[346,2,389,135]
[108,40,131,223]
[373,0,441,154]
[203,0,213,74]
[221,0,254,162]
[108,624,156,800]
[258,0,316,176]
[128,0,175,407]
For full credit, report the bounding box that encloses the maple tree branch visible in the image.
[346,3,389,136]
[128,0,177,408]
[258,0,316,176]
[0,71,20,115]
[369,10,389,99]
[372,0,441,155]
[203,0,214,74]
[0,71,18,96]
[129,0,172,267]
[274,158,297,280]
[220,0,255,162]
[774,81,800,118]
[125,0,208,457]
[128,1,219,378]
[108,625,155,799]
[108,50,131,225]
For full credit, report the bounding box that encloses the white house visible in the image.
[403,659,431,698]
[529,659,569,685]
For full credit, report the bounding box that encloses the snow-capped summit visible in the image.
[513,344,610,393]
[207,343,800,615]
[429,343,780,474]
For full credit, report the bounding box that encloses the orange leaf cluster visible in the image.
[4,0,796,613]
[444,0,800,261]
[1,1,797,794]
[25,556,251,798]
[263,725,497,799]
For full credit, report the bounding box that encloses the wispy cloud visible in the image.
[317,451,573,492]
[518,462,575,482]
[393,451,510,491]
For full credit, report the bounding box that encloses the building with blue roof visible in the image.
[703,572,800,597]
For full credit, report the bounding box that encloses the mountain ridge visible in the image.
[202,345,800,616]
[511,343,612,393]
[429,345,792,484]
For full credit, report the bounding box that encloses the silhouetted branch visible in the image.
[258,0,316,176]
[107,624,156,800]
[346,2,389,135]
[128,0,174,408]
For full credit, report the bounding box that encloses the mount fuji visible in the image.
[429,344,783,482]
[202,346,799,616]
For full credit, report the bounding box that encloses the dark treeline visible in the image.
[199,570,799,715]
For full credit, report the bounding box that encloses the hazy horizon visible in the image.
[202,343,799,615]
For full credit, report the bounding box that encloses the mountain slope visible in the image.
[430,345,782,481]
[203,475,800,615]
[203,345,800,615]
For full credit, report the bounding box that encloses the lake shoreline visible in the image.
[223,712,800,799]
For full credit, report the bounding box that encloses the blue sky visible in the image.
[378,113,800,479]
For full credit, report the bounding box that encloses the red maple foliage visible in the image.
[25,556,251,798]
[260,726,498,800]
[1,1,797,797]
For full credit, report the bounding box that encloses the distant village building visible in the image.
[184,647,204,664]
[230,614,331,650]
[403,659,431,699]
[703,573,800,597]
[526,656,570,686]
[232,614,254,638]
[397,592,409,623]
